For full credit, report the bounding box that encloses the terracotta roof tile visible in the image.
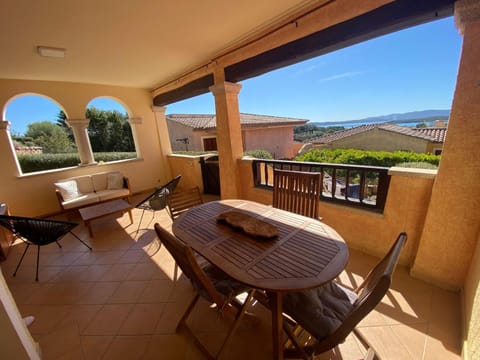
[308,123,447,144]
[167,113,308,130]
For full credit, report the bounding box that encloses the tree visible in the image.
[24,121,75,153]
[86,107,134,152]
[56,110,74,141]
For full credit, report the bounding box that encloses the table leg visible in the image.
[127,209,133,224]
[270,291,284,360]
[85,221,93,238]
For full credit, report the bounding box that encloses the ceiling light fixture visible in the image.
[37,46,66,58]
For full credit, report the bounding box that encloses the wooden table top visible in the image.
[172,199,349,292]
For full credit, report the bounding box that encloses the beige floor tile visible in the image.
[154,301,191,334]
[81,335,114,360]
[127,262,170,281]
[108,280,149,304]
[36,320,83,360]
[118,303,165,335]
[389,322,429,359]
[357,326,415,360]
[424,334,463,360]
[142,334,190,360]
[82,304,133,335]
[139,279,174,303]
[99,263,136,282]
[27,282,94,305]
[102,335,151,360]
[76,281,120,304]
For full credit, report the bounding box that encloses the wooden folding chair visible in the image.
[154,223,256,359]
[260,232,407,359]
[273,169,321,219]
[166,186,203,221]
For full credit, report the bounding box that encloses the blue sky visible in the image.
[6,16,462,135]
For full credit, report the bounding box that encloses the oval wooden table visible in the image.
[172,199,349,360]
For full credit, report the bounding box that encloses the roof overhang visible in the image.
[153,0,455,106]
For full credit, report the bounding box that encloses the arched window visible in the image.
[86,97,137,163]
[5,94,79,174]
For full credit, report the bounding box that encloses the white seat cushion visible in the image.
[96,188,130,202]
[62,193,100,209]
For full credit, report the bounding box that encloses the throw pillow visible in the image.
[54,180,80,201]
[107,172,124,190]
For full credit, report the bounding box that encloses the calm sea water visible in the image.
[324,120,445,129]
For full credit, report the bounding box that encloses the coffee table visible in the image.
[79,199,133,237]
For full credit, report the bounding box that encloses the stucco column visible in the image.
[209,80,243,199]
[65,118,96,165]
[152,106,172,156]
[127,117,142,158]
[152,106,173,181]
[411,0,480,289]
[0,121,22,175]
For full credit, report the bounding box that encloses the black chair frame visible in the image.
[0,215,92,281]
[134,175,181,234]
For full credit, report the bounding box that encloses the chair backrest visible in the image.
[154,223,224,305]
[315,232,407,353]
[273,169,321,219]
[166,187,203,220]
[164,174,182,194]
[135,174,182,210]
[0,215,77,246]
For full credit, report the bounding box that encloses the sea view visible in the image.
[317,119,447,129]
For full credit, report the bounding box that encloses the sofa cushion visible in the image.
[107,172,124,190]
[54,180,80,201]
[96,188,130,202]
[62,193,100,209]
[91,172,108,192]
[75,175,95,194]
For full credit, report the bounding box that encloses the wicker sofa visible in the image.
[54,171,131,211]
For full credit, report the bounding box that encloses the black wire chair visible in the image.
[0,215,92,281]
[134,175,182,234]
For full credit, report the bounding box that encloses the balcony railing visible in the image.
[252,159,391,212]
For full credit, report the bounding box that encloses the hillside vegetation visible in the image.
[295,148,440,168]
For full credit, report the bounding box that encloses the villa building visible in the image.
[167,113,308,158]
[307,123,447,154]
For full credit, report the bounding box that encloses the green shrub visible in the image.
[295,148,440,167]
[244,149,273,159]
[18,152,136,173]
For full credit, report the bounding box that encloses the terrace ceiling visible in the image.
[0,0,455,106]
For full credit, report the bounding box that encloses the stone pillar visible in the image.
[65,118,96,165]
[209,80,243,199]
[127,117,142,158]
[0,121,22,175]
[411,0,480,289]
[152,106,172,156]
[152,106,173,181]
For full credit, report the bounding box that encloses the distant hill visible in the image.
[313,109,450,126]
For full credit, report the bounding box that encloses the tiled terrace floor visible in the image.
[1,193,462,359]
